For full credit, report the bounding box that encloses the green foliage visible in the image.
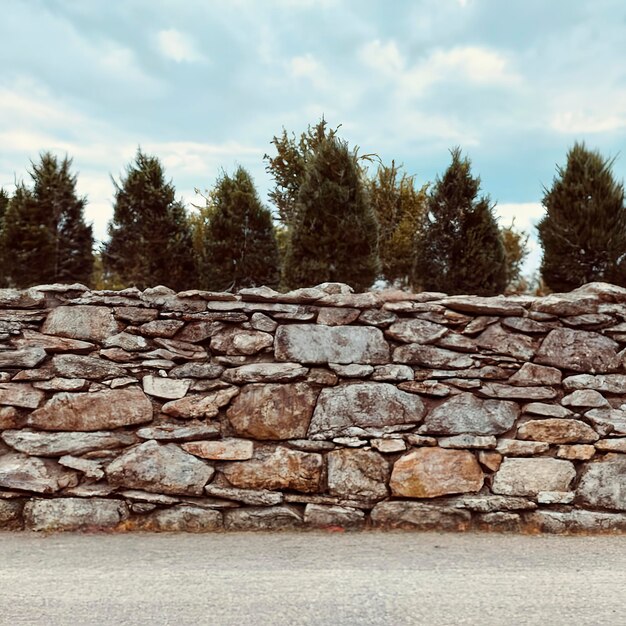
[414,147,507,296]
[501,220,530,293]
[0,188,9,287]
[538,142,626,291]
[102,149,197,290]
[367,161,428,287]
[283,136,380,291]
[196,166,280,291]
[0,154,94,288]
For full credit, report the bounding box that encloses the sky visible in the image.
[1,0,626,278]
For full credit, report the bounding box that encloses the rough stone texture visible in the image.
[0,384,44,409]
[393,344,473,368]
[182,439,254,461]
[476,324,535,360]
[441,295,525,316]
[561,389,609,408]
[585,409,626,435]
[327,448,390,500]
[371,501,471,530]
[535,328,620,373]
[562,374,626,393]
[438,435,497,449]
[42,305,120,342]
[27,388,152,431]
[316,307,360,326]
[52,354,125,379]
[211,328,273,355]
[106,441,214,495]
[329,363,374,378]
[595,438,626,453]
[371,364,414,382]
[477,450,503,472]
[304,504,365,529]
[525,510,626,534]
[523,403,572,419]
[222,363,308,384]
[385,319,447,344]
[479,383,557,401]
[227,383,317,440]
[222,446,323,493]
[555,444,596,461]
[444,494,536,513]
[577,455,626,510]
[390,448,484,498]
[139,506,223,532]
[161,387,239,419]
[136,422,220,442]
[0,453,79,493]
[420,392,519,436]
[24,497,128,531]
[370,438,407,453]
[495,439,549,456]
[0,347,47,369]
[308,383,424,439]
[508,363,562,386]
[142,375,190,399]
[275,325,389,364]
[204,485,283,506]
[492,458,576,497]
[0,500,23,529]
[224,505,303,531]
[517,419,599,444]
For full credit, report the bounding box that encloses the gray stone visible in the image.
[222,363,308,384]
[501,316,554,334]
[420,392,519,436]
[508,363,562,386]
[525,510,626,534]
[562,374,626,393]
[479,383,557,401]
[370,438,407,453]
[139,506,222,532]
[444,494,536,513]
[182,439,254,461]
[398,381,451,397]
[204,485,283,506]
[106,440,214,496]
[585,409,626,435]
[531,293,598,316]
[52,354,125,379]
[441,295,525,316]
[577,455,626,510]
[492,458,576,497]
[517,419,599,444]
[308,382,425,439]
[0,453,79,493]
[139,320,185,338]
[24,497,128,531]
[327,449,390,500]
[476,512,521,532]
[142,375,190,399]
[393,344,473,368]
[0,347,47,369]
[42,305,120,342]
[436,333,476,353]
[249,313,277,332]
[371,364,414,382]
[118,490,180,505]
[595,438,626,453]
[536,491,575,504]
[224,505,303,531]
[58,455,105,479]
[170,363,224,379]
[174,321,220,343]
[33,378,89,392]
[462,316,499,335]
[523,403,573,419]
[304,504,365,529]
[358,309,398,327]
[495,439,550,456]
[136,422,220,442]
[161,387,239,419]
[0,384,44,409]
[370,501,471,530]
[316,307,360,326]
[210,328,273,355]
[328,363,374,378]
[438,434,497,449]
[275,325,389,364]
[562,389,609,408]
[476,324,535,360]
[405,434,437,447]
[0,500,23,529]
[385,319,447,344]
[104,332,150,351]
[0,288,45,308]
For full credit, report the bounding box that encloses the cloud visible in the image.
[359,40,404,75]
[551,110,626,134]
[157,29,205,63]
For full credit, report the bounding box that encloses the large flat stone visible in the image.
[42,305,120,342]
[562,374,626,393]
[517,419,599,444]
[228,383,318,440]
[0,384,44,409]
[182,439,254,461]
[478,383,557,401]
[385,319,447,344]
[222,363,308,384]
[393,344,473,368]
[210,328,274,355]
[577,455,626,510]
[275,325,389,364]
[492,458,576,497]
[390,447,483,498]
[304,504,365,529]
[441,295,525,316]
[327,449,390,500]
[142,375,190,399]
[52,354,125,379]
[0,453,79,493]
[27,388,153,431]
[476,324,535,360]
[370,501,471,530]
[525,510,626,534]
[224,505,303,531]
[161,387,239,419]
[204,485,283,506]
[0,288,45,308]
[308,382,425,439]
[0,347,47,369]
[508,363,562,386]
[24,498,128,531]
[138,506,222,532]
[136,422,220,442]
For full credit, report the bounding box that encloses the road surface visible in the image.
[0,531,625,625]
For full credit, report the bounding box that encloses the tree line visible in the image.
[0,118,623,295]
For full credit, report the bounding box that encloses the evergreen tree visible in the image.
[0,188,10,287]
[501,220,530,293]
[197,167,280,291]
[538,142,626,291]
[283,136,380,291]
[102,150,197,290]
[414,148,507,296]
[0,154,93,288]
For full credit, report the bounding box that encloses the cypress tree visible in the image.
[283,136,380,291]
[414,148,507,296]
[538,142,626,291]
[199,167,280,291]
[103,150,197,290]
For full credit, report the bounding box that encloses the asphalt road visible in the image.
[0,531,625,625]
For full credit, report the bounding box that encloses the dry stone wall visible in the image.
[2,281,626,533]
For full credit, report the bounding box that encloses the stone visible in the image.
[0,347,47,369]
[24,497,128,531]
[436,333,476,353]
[525,510,626,534]
[161,387,239,419]
[577,454,626,510]
[204,485,283,506]
[275,325,389,364]
[210,328,273,355]
[523,403,573,419]
[139,320,185,338]
[33,378,88,392]
[27,388,152,431]
[52,354,125,379]
[103,332,150,352]
[222,363,308,384]
[250,313,277,332]
[287,439,336,452]
[0,500,23,529]
[508,363,562,386]
[222,446,323,493]
[393,344,473,369]
[114,307,159,323]
[118,490,180,505]
[495,439,550,455]
[224,505,303,531]
[332,436,367,447]
[228,383,318,440]
[142,375,190,399]
[137,422,221,442]
[535,328,620,373]
[385,319,447,344]
[370,501,471,531]
[106,440,214,496]
[63,481,116,498]
[358,309,397,327]
[306,368,338,386]
[371,364,414,382]
[153,338,208,360]
[420,392,519,436]
[170,363,224,379]
[562,313,614,327]
[585,409,626,435]
[0,288,45,308]
[492,458,576,497]
[441,295,525,316]
[317,292,381,308]
[562,374,626,393]
[444,494,536,513]
[328,363,373,378]
[595,438,626,453]
[517,419,599,444]
[370,438,407,453]
[476,324,535,360]
[462,316,499,335]
[390,448,483,498]
[501,316,554,334]
[1,429,135,456]
[0,453,79,493]
[174,321,220,343]
[479,383,557,401]
[0,384,44,409]
[308,382,425,439]
[109,377,138,389]
[327,449,390,500]
[531,293,598,316]
[556,445,596,460]
[182,439,254,461]
[536,491,575,504]
[427,366,509,380]
[0,406,22,429]
[438,434,497,449]
[477,450,503,472]
[316,307,360,326]
[562,389,609,408]
[304,504,365,529]
[139,506,223,532]
[398,381,451,397]
[476,512,521,532]
[42,305,120,342]
[58,455,105,479]
[100,348,139,363]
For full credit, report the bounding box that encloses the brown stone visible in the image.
[0,453,79,493]
[522,402,573,419]
[24,497,128,531]
[224,505,303,531]
[492,458,576,496]
[385,319,447,344]
[52,354,125,380]
[476,324,535,360]
[370,501,471,530]
[393,344,473,368]
[136,422,220,442]
[562,374,626,393]
[161,386,239,419]
[0,406,22,429]
[495,439,549,455]
[210,328,273,355]
[42,305,121,342]
[0,384,44,409]
[0,347,47,369]
[398,381,451,397]
[390,448,483,498]
[517,419,599,444]
[0,288,45,308]
[303,504,365,529]
[222,363,308,384]
[441,295,525,316]
[556,444,596,460]
[501,317,554,334]
[508,363,562,386]
[477,450,502,472]
[204,485,283,506]
[139,320,185,337]
[327,448,390,500]
[316,307,360,326]
[182,439,254,460]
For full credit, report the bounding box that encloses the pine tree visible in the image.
[538,142,626,291]
[197,167,280,291]
[0,154,94,288]
[102,150,197,290]
[0,188,10,287]
[501,221,530,293]
[283,136,380,291]
[414,148,507,296]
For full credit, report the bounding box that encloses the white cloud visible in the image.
[359,40,404,75]
[157,29,205,63]
[289,54,321,79]
[551,110,626,134]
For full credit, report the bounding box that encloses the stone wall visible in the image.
[2,281,626,533]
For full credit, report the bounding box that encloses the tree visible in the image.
[283,136,380,291]
[0,154,94,288]
[414,147,507,296]
[501,220,530,293]
[538,142,626,291]
[367,161,428,287]
[196,167,280,291]
[0,188,10,287]
[102,149,197,290]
